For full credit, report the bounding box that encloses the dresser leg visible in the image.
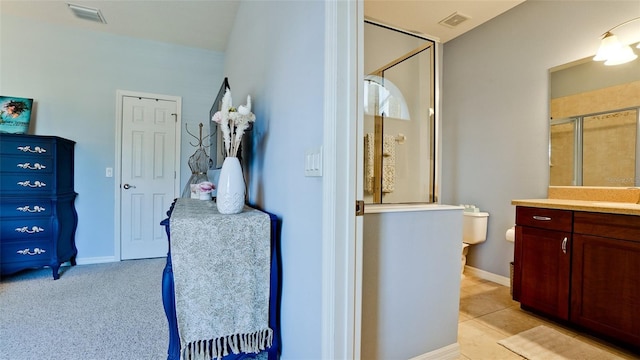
[51,264,60,280]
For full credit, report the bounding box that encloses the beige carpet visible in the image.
[498,325,625,360]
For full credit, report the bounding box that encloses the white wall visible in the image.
[0,14,224,261]
[441,1,640,277]
[221,1,325,358]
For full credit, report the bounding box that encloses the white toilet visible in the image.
[461,210,489,278]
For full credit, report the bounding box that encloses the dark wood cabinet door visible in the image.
[571,234,640,349]
[516,225,571,320]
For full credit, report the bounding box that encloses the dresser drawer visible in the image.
[574,211,640,243]
[0,173,55,194]
[0,154,53,174]
[516,206,573,232]
[0,136,54,156]
[1,217,52,240]
[1,239,52,266]
[0,198,53,217]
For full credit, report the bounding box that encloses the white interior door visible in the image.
[119,94,179,260]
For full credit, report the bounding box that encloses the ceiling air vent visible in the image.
[67,3,107,24]
[438,12,470,28]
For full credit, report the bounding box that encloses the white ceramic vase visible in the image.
[216,157,245,214]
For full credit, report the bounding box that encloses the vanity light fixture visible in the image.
[67,3,107,24]
[593,17,639,66]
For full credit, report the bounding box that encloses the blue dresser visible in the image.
[0,134,78,280]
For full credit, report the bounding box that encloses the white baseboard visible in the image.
[464,265,510,287]
[74,256,118,265]
[409,343,460,360]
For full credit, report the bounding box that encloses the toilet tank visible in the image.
[463,212,489,244]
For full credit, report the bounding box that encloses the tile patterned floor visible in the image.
[457,274,639,360]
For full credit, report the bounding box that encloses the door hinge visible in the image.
[356,200,365,216]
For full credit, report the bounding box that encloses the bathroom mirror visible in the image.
[549,48,640,186]
[363,21,436,204]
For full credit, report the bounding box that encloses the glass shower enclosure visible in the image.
[363,21,436,204]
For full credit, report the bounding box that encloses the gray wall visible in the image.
[441,0,640,277]
[221,1,325,358]
[362,208,462,359]
[0,14,225,261]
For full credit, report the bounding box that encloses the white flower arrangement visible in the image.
[211,89,256,158]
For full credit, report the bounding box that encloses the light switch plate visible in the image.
[305,147,323,177]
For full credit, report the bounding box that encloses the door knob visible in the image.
[123,183,136,189]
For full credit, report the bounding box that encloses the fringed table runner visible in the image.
[170,198,273,360]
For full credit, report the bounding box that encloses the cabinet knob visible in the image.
[562,237,568,254]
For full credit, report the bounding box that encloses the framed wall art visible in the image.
[0,96,33,134]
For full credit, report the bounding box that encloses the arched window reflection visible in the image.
[364,75,411,121]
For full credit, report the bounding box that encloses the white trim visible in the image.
[321,0,361,359]
[321,1,338,354]
[365,203,463,213]
[464,265,511,287]
[353,2,364,359]
[74,256,119,265]
[114,90,182,261]
[408,343,460,360]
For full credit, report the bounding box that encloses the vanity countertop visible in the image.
[512,198,640,216]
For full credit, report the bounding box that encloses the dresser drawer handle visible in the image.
[17,145,47,154]
[17,247,46,256]
[15,226,45,234]
[17,162,46,170]
[17,180,47,188]
[16,205,46,213]
[532,216,552,221]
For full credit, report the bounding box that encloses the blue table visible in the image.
[160,199,281,360]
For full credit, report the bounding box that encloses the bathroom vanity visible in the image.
[512,195,640,352]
